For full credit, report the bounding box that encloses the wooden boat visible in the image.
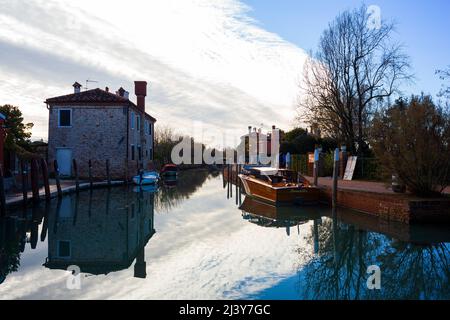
[161,164,178,177]
[133,171,160,185]
[238,167,320,205]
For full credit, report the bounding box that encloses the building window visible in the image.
[137,115,141,131]
[138,145,142,161]
[149,148,153,160]
[131,145,135,160]
[130,112,135,130]
[145,120,149,135]
[58,109,72,127]
[149,123,152,136]
[57,241,71,258]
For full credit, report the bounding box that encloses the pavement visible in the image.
[304,176,450,195]
[5,179,125,207]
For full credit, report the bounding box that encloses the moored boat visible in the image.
[161,164,178,177]
[239,167,320,205]
[133,171,160,185]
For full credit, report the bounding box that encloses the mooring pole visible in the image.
[30,159,40,203]
[73,159,79,193]
[88,160,93,190]
[106,159,111,187]
[53,160,63,198]
[40,159,51,202]
[332,148,340,208]
[313,148,319,186]
[0,166,6,218]
[20,160,28,204]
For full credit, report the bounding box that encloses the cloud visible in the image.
[0,0,308,145]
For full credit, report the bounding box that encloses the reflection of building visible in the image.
[44,188,155,278]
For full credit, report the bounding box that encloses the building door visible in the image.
[56,148,72,176]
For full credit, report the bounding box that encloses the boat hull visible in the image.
[239,175,320,205]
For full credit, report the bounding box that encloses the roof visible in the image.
[45,88,157,122]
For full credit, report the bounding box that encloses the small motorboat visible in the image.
[133,171,160,185]
[161,164,178,178]
[239,167,320,206]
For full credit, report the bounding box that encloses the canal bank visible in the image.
[306,176,450,225]
[5,179,126,209]
[223,166,450,225]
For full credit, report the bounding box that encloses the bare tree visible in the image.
[298,5,411,154]
[437,66,450,102]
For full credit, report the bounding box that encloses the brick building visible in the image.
[46,81,156,180]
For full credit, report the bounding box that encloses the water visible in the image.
[0,170,449,300]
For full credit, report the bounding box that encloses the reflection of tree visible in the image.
[297,215,450,300]
[155,170,212,213]
[377,242,450,299]
[0,219,23,284]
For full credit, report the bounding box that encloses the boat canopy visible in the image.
[253,167,279,176]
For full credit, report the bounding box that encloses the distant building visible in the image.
[45,81,156,180]
[239,126,277,164]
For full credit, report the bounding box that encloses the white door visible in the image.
[56,148,72,176]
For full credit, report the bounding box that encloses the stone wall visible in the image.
[48,105,128,180]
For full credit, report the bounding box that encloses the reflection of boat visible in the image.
[133,184,159,193]
[133,171,159,185]
[163,177,178,188]
[161,164,178,178]
[239,168,320,205]
[239,196,322,227]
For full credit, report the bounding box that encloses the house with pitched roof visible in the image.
[45,81,156,180]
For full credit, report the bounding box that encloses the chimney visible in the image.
[134,81,147,112]
[272,125,276,130]
[248,126,252,134]
[73,82,82,94]
[117,87,126,97]
[124,91,129,100]
[105,87,109,92]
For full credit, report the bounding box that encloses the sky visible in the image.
[0,0,449,146]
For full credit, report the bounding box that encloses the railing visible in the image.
[289,154,387,181]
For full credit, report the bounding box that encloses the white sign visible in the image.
[344,156,358,181]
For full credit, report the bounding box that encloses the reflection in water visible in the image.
[297,209,450,300]
[1,172,450,299]
[1,187,156,282]
[155,169,214,213]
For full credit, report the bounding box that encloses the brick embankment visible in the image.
[5,179,126,209]
[306,176,450,224]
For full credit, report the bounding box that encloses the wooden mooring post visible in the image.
[53,160,63,198]
[30,159,40,203]
[106,159,111,187]
[88,160,93,190]
[332,148,340,208]
[313,148,319,187]
[0,166,6,217]
[20,160,28,204]
[73,159,79,193]
[40,159,51,202]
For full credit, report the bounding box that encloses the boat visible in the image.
[161,164,178,178]
[133,171,160,185]
[238,167,320,205]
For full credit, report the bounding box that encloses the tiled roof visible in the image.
[45,88,129,104]
[45,88,157,122]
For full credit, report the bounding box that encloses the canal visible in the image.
[0,170,449,299]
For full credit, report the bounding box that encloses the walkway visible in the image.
[6,179,125,207]
[304,176,450,195]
